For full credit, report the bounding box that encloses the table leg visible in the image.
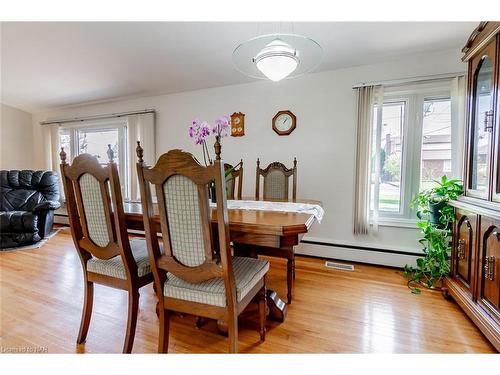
[287,258,293,304]
[267,289,288,322]
[233,242,292,322]
[217,291,287,331]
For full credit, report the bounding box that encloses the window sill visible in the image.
[370,217,418,229]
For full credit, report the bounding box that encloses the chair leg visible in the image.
[228,314,238,353]
[123,290,139,354]
[258,285,267,342]
[292,257,296,280]
[287,258,293,304]
[158,308,170,353]
[77,281,94,344]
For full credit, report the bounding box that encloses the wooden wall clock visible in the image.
[272,110,296,136]
[230,112,245,137]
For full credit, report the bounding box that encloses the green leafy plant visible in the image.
[208,161,242,202]
[404,176,463,294]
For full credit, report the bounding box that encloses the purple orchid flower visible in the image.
[213,115,230,138]
[188,118,212,145]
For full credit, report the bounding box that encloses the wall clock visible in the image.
[272,110,296,136]
[230,112,245,137]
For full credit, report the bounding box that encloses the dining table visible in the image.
[123,198,322,323]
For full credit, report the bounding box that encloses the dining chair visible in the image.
[255,158,297,201]
[136,146,268,353]
[59,146,153,353]
[224,160,243,200]
[252,158,298,304]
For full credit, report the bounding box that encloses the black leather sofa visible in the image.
[0,170,61,249]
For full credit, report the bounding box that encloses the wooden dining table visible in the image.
[123,198,321,323]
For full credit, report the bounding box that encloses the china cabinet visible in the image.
[446,22,500,351]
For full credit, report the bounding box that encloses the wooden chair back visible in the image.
[59,148,137,277]
[224,160,243,200]
[137,148,236,305]
[255,158,297,201]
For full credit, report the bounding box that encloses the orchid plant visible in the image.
[188,115,238,200]
[188,118,213,166]
[212,115,231,139]
[188,115,231,165]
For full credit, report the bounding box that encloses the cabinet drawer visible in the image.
[478,217,500,323]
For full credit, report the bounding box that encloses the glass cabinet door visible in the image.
[468,49,496,199]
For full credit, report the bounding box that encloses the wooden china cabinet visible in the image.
[445,22,500,351]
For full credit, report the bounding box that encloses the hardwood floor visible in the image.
[0,229,495,353]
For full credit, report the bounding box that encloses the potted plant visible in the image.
[187,115,237,202]
[404,176,463,293]
[411,176,462,228]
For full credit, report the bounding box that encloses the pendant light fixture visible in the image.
[253,39,299,81]
[233,33,322,82]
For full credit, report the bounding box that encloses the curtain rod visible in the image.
[352,72,466,89]
[39,109,156,126]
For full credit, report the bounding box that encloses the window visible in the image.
[370,84,455,223]
[420,98,452,189]
[59,119,129,198]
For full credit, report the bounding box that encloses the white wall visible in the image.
[0,103,34,169]
[32,48,466,267]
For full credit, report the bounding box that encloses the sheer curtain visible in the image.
[127,112,156,201]
[353,85,383,235]
[49,123,60,172]
[47,123,64,201]
[450,76,467,179]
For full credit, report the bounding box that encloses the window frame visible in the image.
[371,84,453,225]
[59,118,129,199]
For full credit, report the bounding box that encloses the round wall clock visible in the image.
[272,110,296,136]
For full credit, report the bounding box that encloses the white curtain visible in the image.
[49,123,60,171]
[450,76,467,180]
[127,112,156,201]
[47,123,65,201]
[353,85,383,235]
[39,122,59,171]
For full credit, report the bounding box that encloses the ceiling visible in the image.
[0,22,476,112]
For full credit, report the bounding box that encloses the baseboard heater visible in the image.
[300,239,422,257]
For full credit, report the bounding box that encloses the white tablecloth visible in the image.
[210,200,325,223]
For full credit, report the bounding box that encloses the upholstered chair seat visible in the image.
[87,239,152,280]
[164,256,269,307]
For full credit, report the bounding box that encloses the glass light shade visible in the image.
[253,39,298,82]
[255,55,298,82]
[232,33,322,81]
